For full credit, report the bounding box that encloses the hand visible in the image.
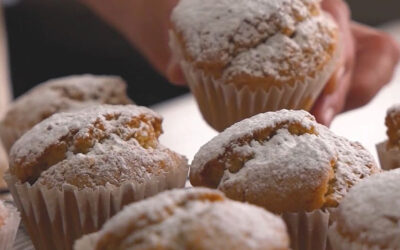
[312,0,400,125]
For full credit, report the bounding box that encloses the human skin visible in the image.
[81,0,400,126]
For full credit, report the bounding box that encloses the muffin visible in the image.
[170,0,341,131]
[0,200,20,250]
[0,74,133,152]
[5,105,189,250]
[329,169,400,249]
[0,143,7,189]
[75,188,289,250]
[190,110,379,250]
[376,104,400,170]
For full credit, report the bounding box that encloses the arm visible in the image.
[0,4,11,118]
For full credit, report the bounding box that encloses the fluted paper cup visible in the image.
[0,203,20,250]
[169,31,340,131]
[5,166,187,250]
[376,141,400,170]
[282,209,333,250]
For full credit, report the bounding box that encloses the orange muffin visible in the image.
[329,169,400,249]
[376,104,400,170]
[190,110,379,250]
[0,74,133,152]
[5,105,188,250]
[0,143,6,189]
[0,200,20,250]
[75,188,289,250]
[170,0,341,131]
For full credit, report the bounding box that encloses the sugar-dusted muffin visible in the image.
[190,110,379,250]
[329,169,400,249]
[75,188,289,250]
[376,104,400,170]
[0,143,7,189]
[5,105,189,250]
[0,200,20,250]
[170,0,341,131]
[0,74,133,152]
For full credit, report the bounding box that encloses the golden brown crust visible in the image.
[386,106,400,148]
[8,105,188,190]
[171,0,339,91]
[0,75,133,152]
[190,110,379,213]
[78,188,289,250]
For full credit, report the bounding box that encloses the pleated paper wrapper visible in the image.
[376,141,400,170]
[0,203,20,250]
[5,167,188,250]
[169,31,340,131]
[282,209,334,250]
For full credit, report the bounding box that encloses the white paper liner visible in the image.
[329,222,385,250]
[282,209,332,250]
[169,31,341,131]
[0,203,21,250]
[376,141,400,171]
[5,166,188,250]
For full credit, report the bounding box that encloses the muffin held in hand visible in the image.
[0,74,133,152]
[170,0,340,131]
[0,200,20,250]
[329,170,400,250]
[190,110,379,250]
[5,105,189,250]
[376,104,400,170]
[75,188,290,250]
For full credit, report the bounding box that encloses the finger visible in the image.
[166,61,186,85]
[312,0,355,125]
[345,23,400,110]
[311,64,352,126]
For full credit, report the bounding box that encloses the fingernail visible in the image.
[323,107,335,126]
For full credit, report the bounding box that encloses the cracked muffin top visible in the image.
[171,0,339,89]
[190,110,379,213]
[385,104,400,149]
[332,170,400,249]
[0,74,133,152]
[75,188,289,250]
[8,105,188,189]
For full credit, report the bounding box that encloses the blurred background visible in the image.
[2,0,400,106]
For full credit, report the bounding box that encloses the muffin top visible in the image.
[171,0,339,89]
[333,170,400,249]
[75,188,289,250]
[8,105,188,189]
[0,75,132,151]
[190,110,379,213]
[385,104,400,148]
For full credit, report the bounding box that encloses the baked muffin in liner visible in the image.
[5,105,189,250]
[190,110,379,250]
[170,0,341,131]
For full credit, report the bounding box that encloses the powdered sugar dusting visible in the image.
[388,104,400,117]
[335,170,400,248]
[191,110,378,211]
[172,0,338,82]
[9,105,188,188]
[191,110,316,171]
[89,188,289,250]
[0,75,132,151]
[224,14,337,82]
